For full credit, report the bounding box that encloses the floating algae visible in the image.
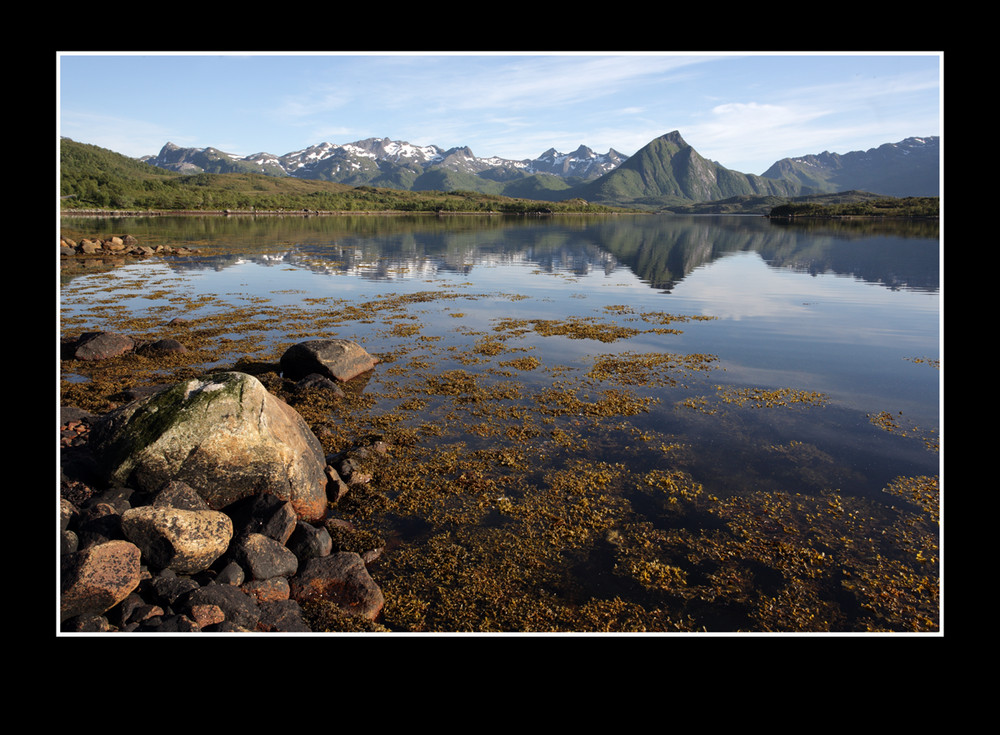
[60,248,939,633]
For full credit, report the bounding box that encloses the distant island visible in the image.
[767,196,939,218]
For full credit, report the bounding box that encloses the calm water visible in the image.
[59,213,942,632]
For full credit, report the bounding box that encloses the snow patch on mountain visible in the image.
[142,137,628,181]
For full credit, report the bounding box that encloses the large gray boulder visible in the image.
[280,339,378,383]
[88,372,329,522]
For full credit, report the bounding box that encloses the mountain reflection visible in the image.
[61,214,940,293]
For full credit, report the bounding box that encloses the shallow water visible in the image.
[59,213,942,632]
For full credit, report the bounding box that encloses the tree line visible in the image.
[768,197,939,218]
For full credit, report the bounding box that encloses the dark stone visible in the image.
[257,599,311,632]
[144,569,200,607]
[73,331,135,361]
[226,493,288,537]
[232,533,298,581]
[182,582,261,630]
[75,503,124,548]
[287,521,333,561]
[137,614,199,632]
[295,372,346,397]
[260,502,298,545]
[84,487,136,514]
[214,561,246,586]
[136,338,187,356]
[290,552,384,621]
[279,339,378,383]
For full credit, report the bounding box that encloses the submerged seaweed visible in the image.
[59,235,940,634]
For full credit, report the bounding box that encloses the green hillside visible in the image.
[58,138,625,214]
[768,194,939,218]
[577,132,804,209]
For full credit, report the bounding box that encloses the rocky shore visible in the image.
[60,234,201,258]
[59,328,391,634]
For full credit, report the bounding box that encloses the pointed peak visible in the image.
[660,131,688,146]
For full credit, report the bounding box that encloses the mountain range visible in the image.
[139,131,940,208]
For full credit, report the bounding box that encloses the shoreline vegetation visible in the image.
[767,196,939,219]
[63,195,940,221]
[61,207,623,218]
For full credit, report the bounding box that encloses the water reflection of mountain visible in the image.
[589,216,940,293]
[61,214,941,293]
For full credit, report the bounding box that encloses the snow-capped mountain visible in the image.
[141,138,629,183]
[136,133,939,203]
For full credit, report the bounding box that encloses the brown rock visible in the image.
[190,603,226,628]
[73,332,135,361]
[61,540,142,622]
[279,339,378,383]
[136,338,187,356]
[289,552,384,621]
[242,577,291,603]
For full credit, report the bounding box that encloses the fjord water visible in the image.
[59,213,941,631]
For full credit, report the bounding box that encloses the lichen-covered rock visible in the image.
[121,505,233,574]
[280,339,378,383]
[88,372,328,522]
[61,540,142,622]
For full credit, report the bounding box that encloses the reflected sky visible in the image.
[60,214,941,499]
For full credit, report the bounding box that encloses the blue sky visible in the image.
[57,51,942,175]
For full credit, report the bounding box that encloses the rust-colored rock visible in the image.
[61,540,142,622]
[290,552,384,621]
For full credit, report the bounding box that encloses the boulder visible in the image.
[286,521,333,561]
[295,372,346,397]
[231,532,299,581]
[280,339,378,383]
[242,576,291,603]
[88,372,329,522]
[61,540,142,622]
[136,338,187,356]
[121,505,233,574]
[73,331,135,361]
[257,599,311,632]
[181,582,260,630]
[290,551,385,621]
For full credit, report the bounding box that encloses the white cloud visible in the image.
[59,111,180,158]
